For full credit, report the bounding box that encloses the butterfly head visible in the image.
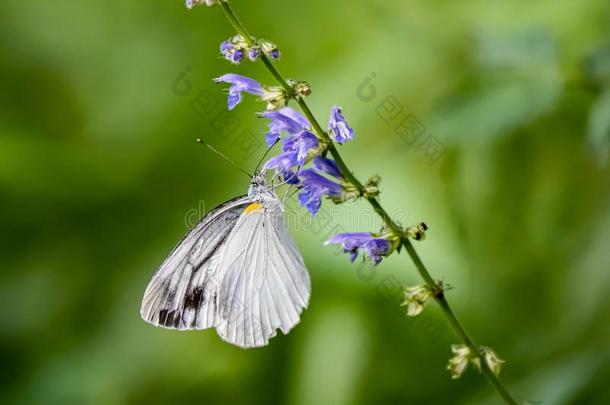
[248,171,271,197]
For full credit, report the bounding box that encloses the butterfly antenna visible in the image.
[196,138,252,178]
[253,139,280,174]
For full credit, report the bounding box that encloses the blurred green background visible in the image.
[1,0,610,404]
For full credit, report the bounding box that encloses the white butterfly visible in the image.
[140,173,311,348]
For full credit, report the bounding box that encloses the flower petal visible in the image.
[329,106,354,143]
[313,156,342,179]
[214,74,264,110]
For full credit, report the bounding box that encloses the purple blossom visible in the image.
[329,106,354,143]
[262,108,322,184]
[231,49,245,64]
[220,40,232,54]
[313,156,342,179]
[265,132,281,146]
[270,49,280,61]
[327,232,392,265]
[263,153,300,184]
[261,107,311,146]
[213,74,264,110]
[263,130,320,185]
[282,131,319,165]
[297,169,343,215]
[248,48,261,61]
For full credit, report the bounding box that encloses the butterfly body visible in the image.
[141,175,311,348]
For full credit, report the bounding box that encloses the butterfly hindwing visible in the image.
[215,197,311,348]
[140,195,254,330]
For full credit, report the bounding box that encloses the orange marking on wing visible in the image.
[244,202,263,214]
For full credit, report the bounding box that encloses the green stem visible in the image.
[403,241,519,405]
[219,2,520,404]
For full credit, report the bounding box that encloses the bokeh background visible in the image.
[2,0,610,404]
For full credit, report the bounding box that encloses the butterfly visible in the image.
[140,171,311,348]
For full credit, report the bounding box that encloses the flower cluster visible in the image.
[214,71,401,263]
[220,35,280,64]
[212,25,405,265]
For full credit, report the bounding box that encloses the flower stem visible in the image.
[402,241,519,405]
[219,2,520,403]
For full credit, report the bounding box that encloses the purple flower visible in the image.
[270,49,280,61]
[313,156,342,179]
[265,132,281,147]
[263,153,300,184]
[329,106,354,143]
[297,169,343,215]
[282,131,319,165]
[231,49,245,64]
[248,47,261,61]
[263,130,320,184]
[261,107,311,146]
[220,40,232,54]
[327,232,392,265]
[214,74,264,110]
[262,108,323,184]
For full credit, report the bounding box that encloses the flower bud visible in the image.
[261,86,289,111]
[248,47,261,61]
[231,49,245,64]
[363,175,381,198]
[232,34,244,43]
[185,0,222,9]
[406,222,428,241]
[447,345,481,379]
[481,347,505,377]
[259,39,280,61]
[401,284,433,316]
[295,81,311,97]
[220,40,232,54]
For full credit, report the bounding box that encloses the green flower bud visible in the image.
[447,344,481,379]
[185,0,223,9]
[295,81,311,97]
[401,284,433,316]
[481,346,505,377]
[261,86,289,111]
[406,222,428,241]
[363,175,381,198]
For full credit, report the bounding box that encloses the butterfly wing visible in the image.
[215,197,311,348]
[140,195,254,330]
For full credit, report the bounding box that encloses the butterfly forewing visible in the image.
[140,195,254,330]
